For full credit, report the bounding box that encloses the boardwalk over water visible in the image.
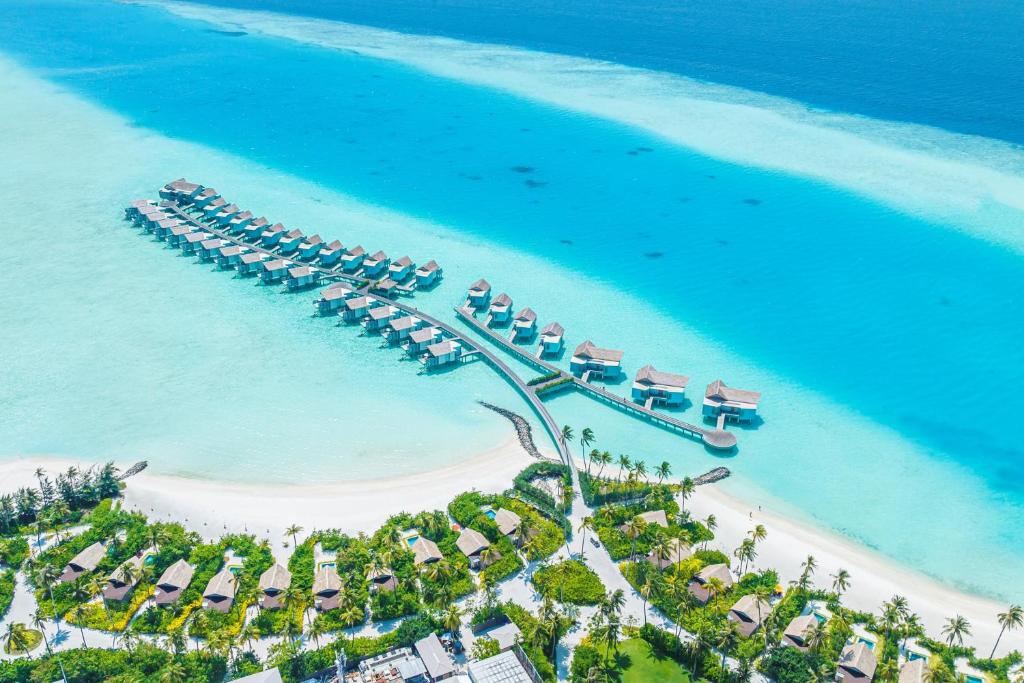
[454,306,737,451]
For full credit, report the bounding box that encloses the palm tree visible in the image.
[442,603,463,635]
[831,568,851,597]
[31,563,61,624]
[716,620,739,675]
[625,516,647,561]
[923,660,956,683]
[560,425,574,453]
[795,555,817,592]
[158,661,188,683]
[616,455,631,483]
[702,514,716,549]
[991,605,1024,659]
[285,524,303,550]
[70,584,91,646]
[733,538,756,575]
[632,460,648,483]
[748,524,767,544]
[580,428,595,473]
[705,576,726,610]
[577,516,594,556]
[678,477,695,514]
[595,451,613,479]
[805,619,828,653]
[307,620,325,649]
[942,614,971,647]
[3,622,34,658]
[654,461,672,484]
[639,574,657,626]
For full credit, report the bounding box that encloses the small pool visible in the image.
[405,536,420,547]
[907,652,927,662]
[228,566,242,575]
[484,510,497,520]
[965,676,983,683]
[319,561,336,569]
[813,613,827,623]
[144,555,156,565]
[858,638,875,650]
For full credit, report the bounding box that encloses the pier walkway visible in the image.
[455,306,737,450]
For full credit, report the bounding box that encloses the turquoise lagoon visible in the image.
[0,1,1023,602]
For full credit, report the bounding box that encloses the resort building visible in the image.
[622,509,669,529]
[342,295,380,323]
[298,234,324,260]
[200,197,227,219]
[363,305,400,333]
[160,178,202,201]
[154,218,183,241]
[414,633,457,681]
[362,250,390,278]
[367,566,398,594]
[411,537,443,566]
[467,648,542,683]
[260,223,286,247]
[318,240,345,267]
[538,322,564,356]
[227,210,254,233]
[727,594,771,637]
[415,260,442,288]
[198,238,229,261]
[59,541,106,583]
[512,308,538,340]
[456,528,493,569]
[489,293,513,324]
[313,565,342,611]
[212,204,242,226]
[371,278,399,297]
[493,508,522,539]
[385,315,424,344]
[341,245,366,272]
[202,568,238,613]
[102,548,154,603]
[217,245,252,269]
[243,216,269,240]
[166,224,196,247]
[481,622,523,653]
[646,537,692,570]
[260,259,291,284]
[836,642,878,683]
[191,187,221,209]
[154,559,194,606]
[258,563,292,610]
[782,614,820,650]
[232,669,284,683]
[181,230,212,253]
[356,647,428,682]
[285,265,320,290]
[899,659,927,683]
[632,364,689,407]
[467,279,492,308]
[238,252,272,276]
[687,563,734,603]
[702,379,761,424]
[315,283,356,314]
[389,255,415,282]
[570,340,624,380]
[277,229,305,254]
[405,327,443,356]
[422,340,462,368]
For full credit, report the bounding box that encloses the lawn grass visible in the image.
[617,638,692,683]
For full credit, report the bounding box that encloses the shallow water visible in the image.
[1,0,1023,602]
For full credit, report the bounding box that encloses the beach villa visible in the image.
[489,293,513,324]
[258,563,292,610]
[389,255,414,282]
[899,659,928,683]
[315,283,356,314]
[368,566,398,594]
[538,322,565,356]
[467,279,491,308]
[727,594,771,637]
[702,379,761,424]
[631,364,690,407]
[298,234,324,260]
[415,260,442,288]
[362,250,390,278]
[313,565,342,611]
[384,315,424,344]
[154,559,194,606]
[618,509,668,532]
[570,340,624,380]
[411,537,444,566]
[837,642,878,683]
[646,537,692,570]
[688,563,734,603]
[782,614,820,650]
[512,308,538,340]
[318,240,345,266]
[102,547,154,603]
[421,340,462,368]
[277,229,305,254]
[341,245,366,272]
[59,541,106,583]
[492,508,522,540]
[405,327,444,356]
[456,528,493,570]
[202,568,238,613]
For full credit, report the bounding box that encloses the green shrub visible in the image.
[480,537,524,585]
[0,569,14,620]
[0,537,29,568]
[526,371,561,386]
[532,560,604,605]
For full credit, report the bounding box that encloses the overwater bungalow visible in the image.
[489,293,513,324]
[160,178,201,201]
[298,234,324,260]
[237,252,271,276]
[384,315,423,344]
[314,283,356,314]
[837,642,878,683]
[362,250,390,278]
[411,537,443,566]
[217,244,252,269]
[646,537,692,570]
[243,217,270,240]
[59,541,106,583]
[198,238,229,261]
[687,563,733,604]
[405,327,443,355]
[258,563,292,610]
[371,278,399,297]
[277,229,305,254]
[285,265,320,290]
[259,259,291,283]
[388,255,414,282]
[167,224,196,247]
[899,659,927,683]
[617,509,667,533]
[421,340,462,368]
[512,307,538,340]
[154,218,183,240]
[570,340,624,380]
[102,547,154,603]
[154,559,194,606]
[539,322,565,356]
[191,187,220,209]
[702,380,761,424]
[363,305,400,333]
[341,245,366,272]
[201,197,228,219]
[212,204,242,226]
[727,594,771,637]
[782,614,819,650]
[415,260,442,288]
[181,230,213,253]
[318,240,344,267]
[202,568,237,613]
[260,223,287,247]
[138,205,170,227]
[632,365,689,408]
[125,199,155,221]
[456,528,492,570]
[493,508,522,539]
[367,567,397,593]
[227,210,254,233]
[342,295,379,322]
[313,566,342,611]
[467,279,491,308]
